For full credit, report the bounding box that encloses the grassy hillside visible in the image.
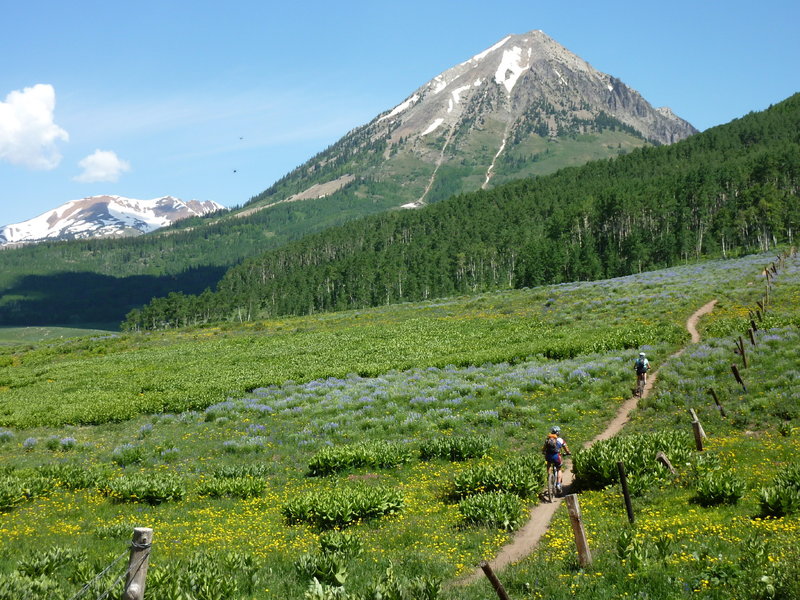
[0,250,797,599]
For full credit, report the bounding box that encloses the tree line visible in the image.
[121,93,799,330]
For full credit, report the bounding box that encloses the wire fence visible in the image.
[65,535,152,600]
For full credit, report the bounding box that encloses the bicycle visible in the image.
[544,453,571,502]
[635,373,646,397]
[545,461,558,503]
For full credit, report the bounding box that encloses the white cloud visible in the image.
[74,149,131,183]
[0,84,69,169]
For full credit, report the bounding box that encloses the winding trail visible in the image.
[458,299,718,584]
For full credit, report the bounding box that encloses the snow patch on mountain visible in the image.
[495,46,531,93]
[421,118,445,136]
[378,94,420,122]
[470,35,511,62]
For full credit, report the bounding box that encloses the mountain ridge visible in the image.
[0,195,225,247]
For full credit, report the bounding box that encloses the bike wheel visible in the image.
[547,469,555,502]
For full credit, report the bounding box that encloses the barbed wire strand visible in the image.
[65,548,129,600]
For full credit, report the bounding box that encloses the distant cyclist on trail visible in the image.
[542,426,571,494]
[634,352,650,396]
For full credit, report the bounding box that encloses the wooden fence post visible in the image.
[692,421,704,452]
[707,388,727,417]
[656,451,676,474]
[689,409,707,438]
[750,319,758,332]
[565,494,593,567]
[737,336,748,368]
[748,328,757,347]
[731,364,747,392]
[122,527,152,600]
[616,461,635,525]
[479,561,511,600]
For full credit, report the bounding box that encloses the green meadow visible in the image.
[0,250,797,599]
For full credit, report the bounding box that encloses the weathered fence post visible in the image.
[737,336,748,368]
[616,461,635,524]
[565,494,593,567]
[692,420,704,452]
[656,451,676,474]
[748,328,757,347]
[480,561,511,600]
[707,388,726,417]
[122,527,152,600]
[750,319,758,332]
[689,409,707,439]
[731,364,747,392]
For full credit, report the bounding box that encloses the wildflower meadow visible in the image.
[0,250,797,599]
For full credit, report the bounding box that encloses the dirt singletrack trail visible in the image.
[458,299,718,584]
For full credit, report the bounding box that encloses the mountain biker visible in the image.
[542,426,571,494]
[634,352,650,396]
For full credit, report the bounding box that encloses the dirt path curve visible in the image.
[458,299,718,584]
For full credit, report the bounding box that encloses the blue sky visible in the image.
[1,0,798,226]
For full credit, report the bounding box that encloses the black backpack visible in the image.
[544,436,558,454]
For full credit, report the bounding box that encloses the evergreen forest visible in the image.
[124,94,800,331]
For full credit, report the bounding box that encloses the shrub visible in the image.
[37,463,103,490]
[93,522,137,539]
[419,435,491,461]
[759,464,800,517]
[451,455,545,500]
[212,464,272,478]
[222,436,268,454]
[295,552,349,587]
[572,431,693,489]
[17,546,86,577]
[695,472,745,506]
[103,473,185,505]
[111,443,145,466]
[307,441,412,476]
[363,565,441,600]
[0,572,61,599]
[0,474,55,510]
[282,485,404,529]
[197,476,265,499]
[145,552,247,599]
[0,477,24,511]
[0,429,14,444]
[319,531,363,558]
[458,491,526,531]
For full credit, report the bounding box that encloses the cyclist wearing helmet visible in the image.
[542,426,571,493]
[634,352,650,396]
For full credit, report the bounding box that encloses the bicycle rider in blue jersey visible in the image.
[542,426,571,493]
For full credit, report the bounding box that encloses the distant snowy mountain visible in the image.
[0,196,225,247]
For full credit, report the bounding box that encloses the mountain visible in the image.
[245,29,697,213]
[0,196,225,247]
[0,30,700,326]
[125,93,800,330]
